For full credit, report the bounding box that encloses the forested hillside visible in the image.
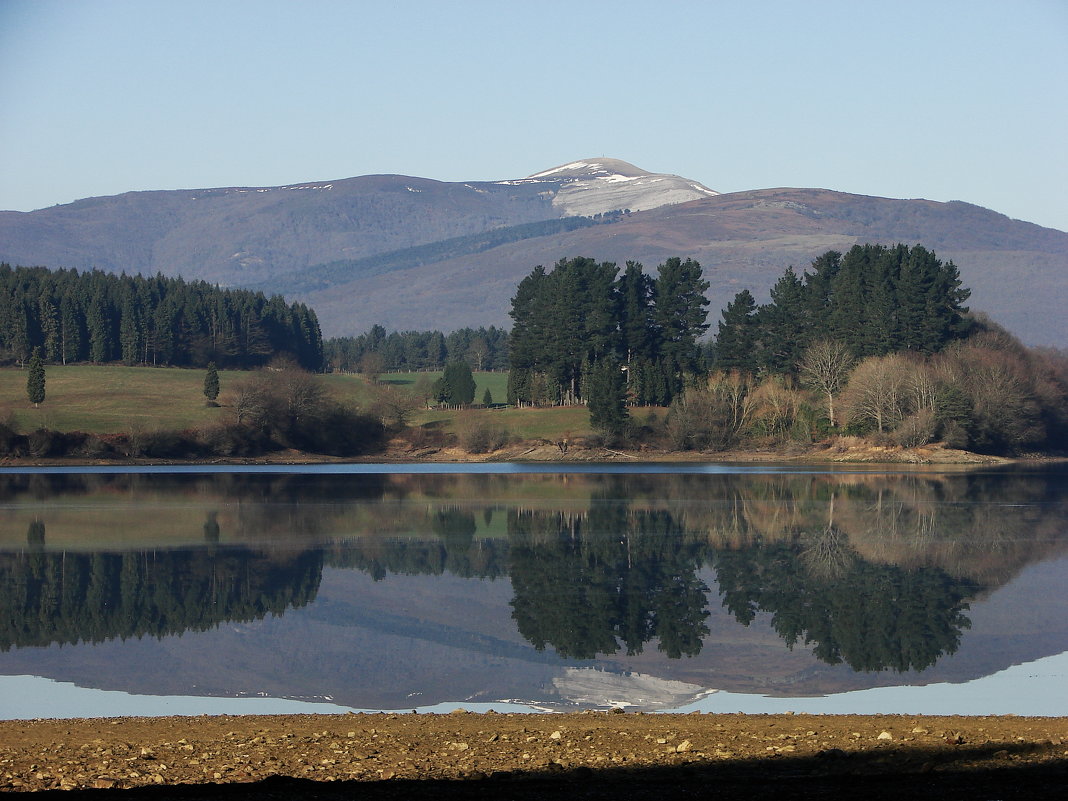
[0,264,323,370]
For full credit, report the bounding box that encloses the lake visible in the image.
[1,463,1066,719]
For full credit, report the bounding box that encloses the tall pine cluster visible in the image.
[507,256,709,407]
[715,244,972,373]
[0,264,323,370]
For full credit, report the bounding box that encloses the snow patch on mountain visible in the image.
[498,158,718,217]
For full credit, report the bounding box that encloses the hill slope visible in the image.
[302,188,1068,346]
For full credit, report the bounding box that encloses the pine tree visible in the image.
[38,295,60,363]
[714,289,758,371]
[27,347,45,407]
[618,261,657,365]
[203,362,220,405]
[653,257,710,388]
[756,267,808,373]
[588,359,629,437]
[436,361,476,405]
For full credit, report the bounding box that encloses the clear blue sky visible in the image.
[2,0,1066,231]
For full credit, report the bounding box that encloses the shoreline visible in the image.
[0,440,1048,470]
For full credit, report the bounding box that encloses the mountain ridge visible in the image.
[1,161,1065,345]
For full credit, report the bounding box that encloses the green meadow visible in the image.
[0,365,594,442]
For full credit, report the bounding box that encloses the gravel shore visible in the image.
[1,712,1066,798]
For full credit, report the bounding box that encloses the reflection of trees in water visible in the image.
[0,547,323,650]
[506,505,710,660]
[712,541,980,672]
[1,468,1062,669]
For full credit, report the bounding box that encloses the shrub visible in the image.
[894,408,937,447]
[458,416,511,453]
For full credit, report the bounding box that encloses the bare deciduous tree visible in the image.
[371,384,421,427]
[798,339,853,427]
[841,353,911,434]
[359,351,384,384]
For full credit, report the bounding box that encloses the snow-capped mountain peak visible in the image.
[499,157,718,217]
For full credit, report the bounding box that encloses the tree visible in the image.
[358,351,384,384]
[798,340,853,427]
[588,360,629,437]
[618,261,657,364]
[653,257,710,393]
[756,267,807,373]
[714,289,757,371]
[466,337,490,371]
[203,362,220,405]
[372,384,421,427]
[482,387,493,406]
[26,347,45,407]
[840,353,910,434]
[436,361,476,406]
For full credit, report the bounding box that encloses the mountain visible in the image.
[1,161,1065,345]
[508,158,719,216]
[298,187,1068,347]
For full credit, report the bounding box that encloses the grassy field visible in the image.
[0,365,239,434]
[0,365,590,442]
[377,370,509,406]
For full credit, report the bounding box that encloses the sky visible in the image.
[1,0,1066,231]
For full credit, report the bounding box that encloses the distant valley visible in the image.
[1,159,1065,345]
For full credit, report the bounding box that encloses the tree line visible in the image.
[714,243,973,373]
[324,325,509,375]
[0,264,323,370]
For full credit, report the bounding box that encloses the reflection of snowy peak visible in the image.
[552,667,715,711]
[497,158,719,217]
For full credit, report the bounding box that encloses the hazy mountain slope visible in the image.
[306,188,1068,345]
[0,159,709,287]
[0,176,563,285]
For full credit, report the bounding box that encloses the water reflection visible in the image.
[0,467,1066,711]
[1,547,321,650]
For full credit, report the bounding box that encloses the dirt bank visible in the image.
[1,712,1065,798]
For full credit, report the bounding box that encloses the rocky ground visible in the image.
[1,712,1066,799]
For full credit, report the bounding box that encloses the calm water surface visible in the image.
[1,463,1066,718]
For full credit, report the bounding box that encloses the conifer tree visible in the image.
[203,362,220,405]
[756,267,807,373]
[588,359,629,436]
[653,257,710,391]
[26,347,45,407]
[714,289,758,371]
[436,361,476,405]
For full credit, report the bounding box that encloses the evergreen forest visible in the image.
[507,256,710,409]
[714,244,972,373]
[0,264,323,371]
[323,325,509,374]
